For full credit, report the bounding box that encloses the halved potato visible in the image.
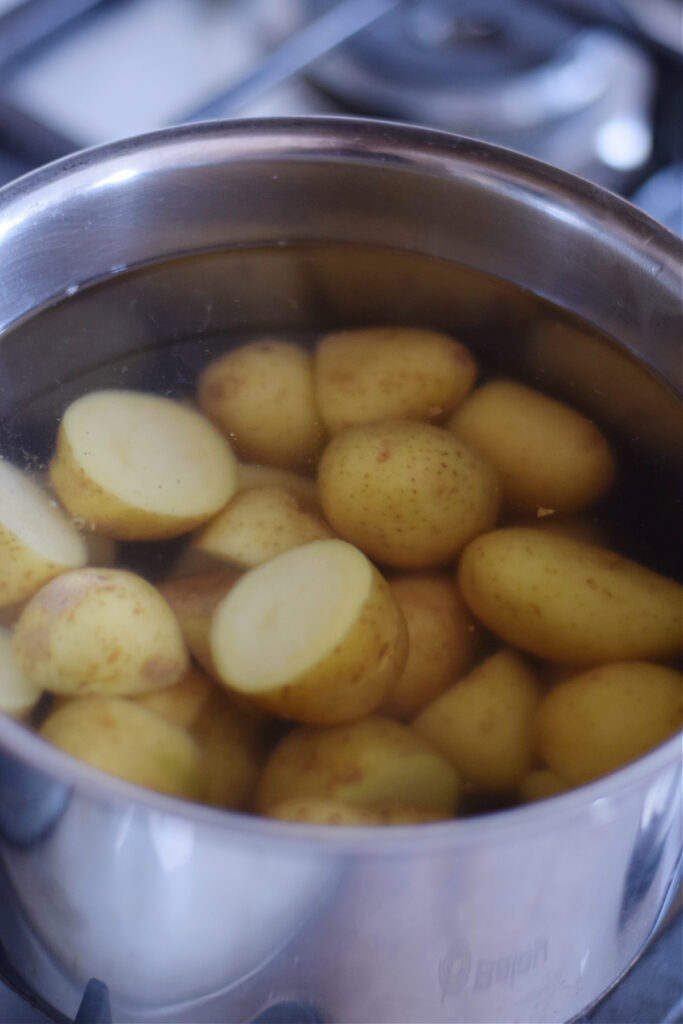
[12,567,189,696]
[314,326,477,433]
[0,456,87,607]
[197,340,325,471]
[50,390,238,540]
[256,716,461,815]
[39,695,206,799]
[193,484,334,569]
[210,539,408,724]
[0,626,42,718]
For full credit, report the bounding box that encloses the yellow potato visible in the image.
[256,716,461,815]
[449,379,616,516]
[12,567,189,696]
[50,390,237,540]
[318,420,501,568]
[266,798,383,826]
[197,339,325,471]
[380,572,478,721]
[193,484,335,569]
[414,649,543,792]
[157,569,242,676]
[235,463,320,507]
[518,769,569,804]
[189,689,269,810]
[315,326,477,433]
[0,456,87,607]
[130,665,215,728]
[0,626,42,718]
[458,528,683,666]
[39,695,206,800]
[535,662,683,785]
[210,539,408,724]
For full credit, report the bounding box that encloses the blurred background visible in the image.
[0,0,681,231]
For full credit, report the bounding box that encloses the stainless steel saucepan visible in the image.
[0,118,680,1024]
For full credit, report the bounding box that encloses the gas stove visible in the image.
[0,2,681,1022]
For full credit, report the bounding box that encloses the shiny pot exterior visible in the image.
[0,118,681,1024]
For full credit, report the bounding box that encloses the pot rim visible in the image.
[0,116,681,853]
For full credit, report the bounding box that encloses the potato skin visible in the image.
[157,569,241,677]
[380,572,478,721]
[256,716,461,815]
[12,568,189,696]
[193,484,334,569]
[315,326,477,433]
[318,420,500,568]
[449,379,615,516]
[39,695,206,800]
[413,649,543,792]
[458,528,683,666]
[535,662,683,784]
[197,340,325,471]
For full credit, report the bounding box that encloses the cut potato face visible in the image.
[197,340,325,471]
[414,649,543,792]
[449,379,615,516]
[210,539,408,724]
[535,661,683,785]
[193,484,334,569]
[50,390,238,540]
[381,572,478,721]
[315,326,477,434]
[12,567,189,696]
[458,527,683,666]
[318,420,501,569]
[0,626,42,718]
[0,457,87,607]
[256,716,461,815]
[39,696,207,800]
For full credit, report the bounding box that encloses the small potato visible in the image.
[12,567,189,696]
[193,484,335,569]
[0,627,42,718]
[266,798,383,826]
[449,379,616,516]
[458,527,683,666]
[50,390,238,540]
[318,420,500,569]
[236,463,320,507]
[130,665,215,729]
[414,650,543,792]
[0,456,87,607]
[535,662,683,785]
[256,716,461,815]
[197,340,325,471]
[189,689,269,810]
[518,769,569,804]
[158,569,242,676]
[39,695,206,800]
[210,539,408,725]
[380,572,478,721]
[315,326,477,433]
